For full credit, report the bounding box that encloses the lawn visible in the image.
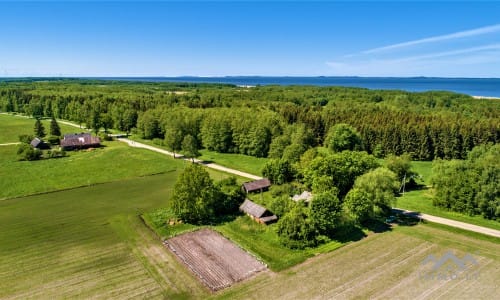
[198,150,268,176]
[0,113,84,144]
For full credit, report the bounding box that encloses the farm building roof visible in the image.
[239,199,268,218]
[242,178,271,193]
[30,137,43,148]
[60,133,100,149]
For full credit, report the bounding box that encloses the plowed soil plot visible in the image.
[165,228,267,291]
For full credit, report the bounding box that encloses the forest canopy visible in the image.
[0,79,498,161]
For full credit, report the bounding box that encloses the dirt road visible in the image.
[393,208,500,238]
[117,138,262,180]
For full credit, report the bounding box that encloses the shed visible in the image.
[292,191,313,203]
[242,178,271,194]
[60,133,101,150]
[239,199,277,225]
[30,137,49,149]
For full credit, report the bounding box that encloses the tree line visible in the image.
[0,79,498,161]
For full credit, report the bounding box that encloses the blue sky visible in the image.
[0,1,499,77]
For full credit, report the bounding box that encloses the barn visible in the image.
[239,199,277,225]
[242,178,271,194]
[30,137,49,149]
[60,133,101,150]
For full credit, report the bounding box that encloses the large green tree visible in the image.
[324,123,363,152]
[276,205,317,249]
[262,159,295,185]
[431,144,499,219]
[33,118,46,138]
[344,167,399,222]
[385,154,416,183]
[309,191,342,235]
[49,116,61,137]
[182,134,200,162]
[170,164,220,224]
[164,127,184,158]
[302,151,379,197]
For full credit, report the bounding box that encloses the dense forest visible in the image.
[1,79,498,161]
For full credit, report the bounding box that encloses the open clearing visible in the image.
[0,113,83,144]
[165,229,267,291]
[0,173,498,299]
[216,224,500,300]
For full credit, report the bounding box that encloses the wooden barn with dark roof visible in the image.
[242,178,271,194]
[60,133,101,150]
[239,199,277,225]
[30,137,49,149]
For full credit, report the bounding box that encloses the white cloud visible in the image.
[362,24,500,54]
[327,23,500,77]
[326,45,500,77]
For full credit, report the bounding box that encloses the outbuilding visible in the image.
[30,137,49,149]
[239,199,277,225]
[242,178,271,194]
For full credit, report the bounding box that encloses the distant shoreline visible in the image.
[1,77,500,98]
[472,95,500,100]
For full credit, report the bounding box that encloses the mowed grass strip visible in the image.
[214,224,500,300]
[128,136,268,177]
[0,173,208,299]
[198,150,268,176]
[0,141,185,199]
[0,113,82,144]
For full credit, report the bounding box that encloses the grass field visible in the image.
[397,190,500,231]
[128,135,268,176]
[0,113,84,144]
[0,173,207,299]
[198,150,268,176]
[395,160,500,231]
[1,169,498,299]
[0,141,187,200]
[215,223,500,299]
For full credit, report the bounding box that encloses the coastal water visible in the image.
[100,77,500,97]
[2,77,500,97]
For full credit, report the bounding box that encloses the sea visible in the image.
[3,77,500,97]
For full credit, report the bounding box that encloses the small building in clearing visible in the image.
[292,191,313,203]
[242,178,271,194]
[239,199,277,225]
[30,137,49,149]
[60,133,101,150]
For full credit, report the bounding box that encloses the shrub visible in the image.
[17,143,42,161]
[18,134,34,144]
[47,135,60,145]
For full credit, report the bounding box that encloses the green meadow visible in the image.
[0,173,207,299]
[395,160,500,231]
[199,149,269,176]
[0,113,83,144]
[0,142,186,199]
